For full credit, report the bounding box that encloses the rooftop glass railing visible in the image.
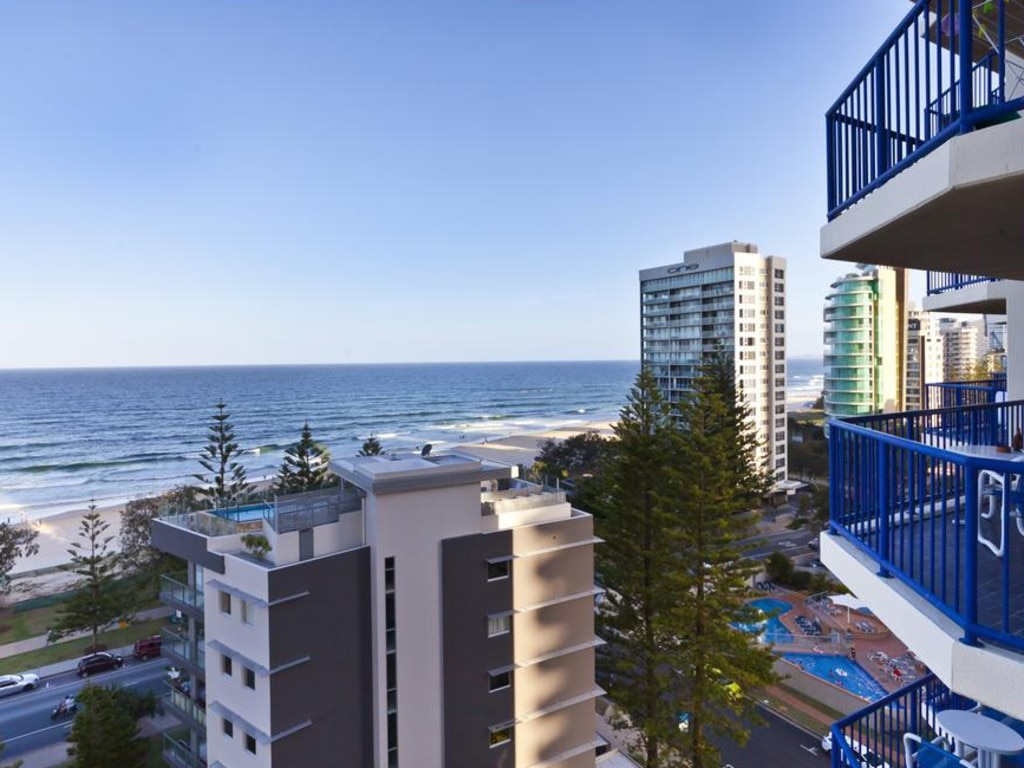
[829,398,1024,650]
[826,0,1024,219]
[160,573,204,611]
[163,733,206,768]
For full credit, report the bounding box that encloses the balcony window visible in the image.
[487,561,509,581]
[489,726,512,748]
[487,615,510,638]
[489,671,511,692]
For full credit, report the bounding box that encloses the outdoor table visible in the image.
[936,710,1024,768]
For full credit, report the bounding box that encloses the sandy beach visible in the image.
[7,422,616,593]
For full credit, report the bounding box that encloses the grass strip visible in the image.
[0,618,165,675]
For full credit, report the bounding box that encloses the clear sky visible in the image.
[0,1,913,368]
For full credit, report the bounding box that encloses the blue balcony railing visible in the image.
[826,0,1024,219]
[829,674,976,768]
[925,377,1007,409]
[926,271,1002,295]
[828,399,1024,651]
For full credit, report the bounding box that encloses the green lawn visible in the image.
[0,602,65,644]
[0,618,165,675]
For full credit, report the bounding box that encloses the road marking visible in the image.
[800,745,819,754]
[5,722,72,743]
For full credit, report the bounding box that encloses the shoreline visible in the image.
[9,422,616,580]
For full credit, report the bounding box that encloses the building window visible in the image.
[241,600,254,626]
[489,671,511,692]
[220,591,231,615]
[774,269,784,279]
[489,726,512,748]
[245,733,257,755]
[488,615,511,638]
[487,561,509,581]
[222,654,233,677]
[223,717,233,738]
[244,667,256,690]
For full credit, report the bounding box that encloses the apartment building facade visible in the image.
[822,265,907,419]
[905,306,945,411]
[819,2,1024,765]
[153,454,600,768]
[639,241,788,485]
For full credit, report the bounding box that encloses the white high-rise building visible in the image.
[639,241,787,485]
[905,305,945,411]
[939,317,985,381]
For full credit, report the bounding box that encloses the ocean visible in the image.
[0,358,823,520]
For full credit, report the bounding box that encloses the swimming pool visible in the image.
[782,653,887,701]
[735,598,794,645]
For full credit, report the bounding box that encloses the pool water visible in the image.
[734,598,794,645]
[782,653,887,701]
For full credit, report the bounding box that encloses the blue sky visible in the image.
[0,1,912,367]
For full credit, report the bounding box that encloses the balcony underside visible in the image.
[923,279,1009,314]
[821,118,1024,279]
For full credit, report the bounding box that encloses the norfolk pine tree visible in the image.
[670,353,778,768]
[276,422,337,494]
[358,436,383,456]
[593,368,691,767]
[0,523,39,605]
[194,401,252,508]
[54,504,123,650]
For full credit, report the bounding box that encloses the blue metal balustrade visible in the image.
[925,377,1006,409]
[828,399,1024,651]
[927,271,1002,295]
[827,0,1024,219]
[829,674,977,768]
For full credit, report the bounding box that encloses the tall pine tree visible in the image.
[670,352,777,768]
[593,368,690,767]
[275,422,337,494]
[67,684,155,768]
[54,504,123,650]
[193,401,251,508]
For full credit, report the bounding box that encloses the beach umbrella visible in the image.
[828,593,868,623]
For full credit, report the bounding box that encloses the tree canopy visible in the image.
[593,360,777,768]
[54,504,123,649]
[193,401,251,508]
[276,422,337,494]
[66,684,157,768]
[0,523,39,602]
[358,436,383,456]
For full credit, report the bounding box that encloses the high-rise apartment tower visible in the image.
[639,241,787,485]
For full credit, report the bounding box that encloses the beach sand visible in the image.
[7,422,616,594]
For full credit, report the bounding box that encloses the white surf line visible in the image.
[5,721,72,742]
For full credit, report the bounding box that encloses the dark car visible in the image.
[132,636,162,661]
[76,652,123,677]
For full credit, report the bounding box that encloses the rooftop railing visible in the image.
[828,399,1024,651]
[926,271,1002,295]
[826,0,1024,219]
[160,573,204,612]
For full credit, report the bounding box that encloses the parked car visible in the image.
[0,673,39,697]
[822,732,891,768]
[133,635,162,661]
[76,652,123,677]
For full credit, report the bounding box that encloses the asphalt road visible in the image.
[0,658,167,759]
[715,706,828,768]
[745,527,817,562]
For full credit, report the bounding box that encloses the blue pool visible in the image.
[782,653,887,701]
[735,598,794,645]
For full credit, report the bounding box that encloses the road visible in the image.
[745,527,817,562]
[0,659,168,759]
[715,706,827,768]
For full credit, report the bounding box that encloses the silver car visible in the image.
[0,673,40,697]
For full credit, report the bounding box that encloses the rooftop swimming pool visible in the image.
[782,653,887,701]
[735,597,794,645]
